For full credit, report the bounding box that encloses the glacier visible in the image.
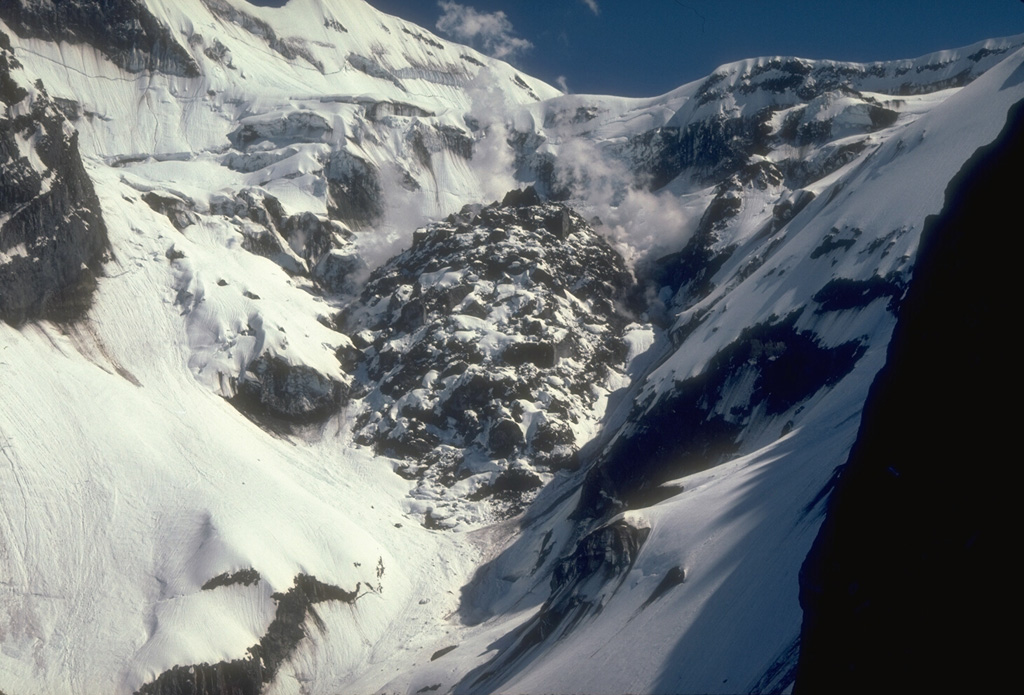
[0,1,1021,693]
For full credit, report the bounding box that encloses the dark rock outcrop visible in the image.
[325,150,384,228]
[232,354,348,425]
[794,98,1023,694]
[457,521,649,693]
[142,192,199,231]
[138,574,359,695]
[0,0,200,77]
[210,187,359,289]
[201,568,260,591]
[1,38,109,324]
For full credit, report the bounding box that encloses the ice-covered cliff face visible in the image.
[1,1,1022,693]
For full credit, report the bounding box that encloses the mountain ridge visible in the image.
[0,2,1021,693]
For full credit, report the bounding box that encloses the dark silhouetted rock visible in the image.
[795,97,1023,695]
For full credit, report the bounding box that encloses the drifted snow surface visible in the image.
[0,1,1022,693]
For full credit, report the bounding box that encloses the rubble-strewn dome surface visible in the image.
[344,195,635,522]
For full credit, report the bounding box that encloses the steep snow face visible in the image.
[0,1,1023,693]
[398,45,1024,695]
[0,0,562,434]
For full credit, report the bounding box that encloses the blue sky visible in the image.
[360,0,1024,97]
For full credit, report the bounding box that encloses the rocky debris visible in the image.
[231,354,348,425]
[344,190,636,517]
[0,0,199,78]
[138,574,359,695]
[0,39,109,324]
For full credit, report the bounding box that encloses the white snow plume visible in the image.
[599,186,696,266]
[551,139,695,266]
[556,75,570,93]
[358,165,432,272]
[551,138,625,203]
[355,71,518,271]
[467,69,519,202]
[475,124,518,202]
[435,1,533,59]
[581,0,601,15]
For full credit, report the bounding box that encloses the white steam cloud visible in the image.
[547,138,698,268]
[360,163,432,271]
[465,69,518,203]
[581,0,601,16]
[359,70,520,270]
[435,2,532,60]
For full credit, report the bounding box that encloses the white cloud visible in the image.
[556,75,570,94]
[464,69,518,202]
[581,0,600,15]
[548,139,697,267]
[435,2,532,59]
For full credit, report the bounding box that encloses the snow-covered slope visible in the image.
[376,40,1024,695]
[1,1,1022,692]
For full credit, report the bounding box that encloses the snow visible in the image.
[1,1,1022,692]
[0,159,482,692]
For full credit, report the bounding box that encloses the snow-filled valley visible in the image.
[1,1,1022,693]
